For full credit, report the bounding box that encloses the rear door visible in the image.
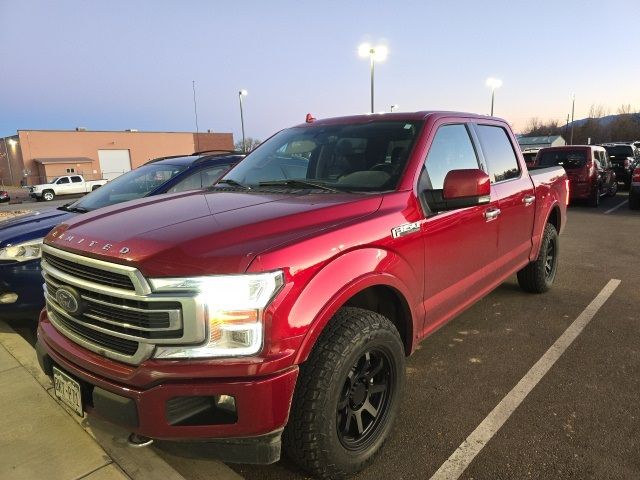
[69,175,85,194]
[419,122,501,332]
[473,123,536,273]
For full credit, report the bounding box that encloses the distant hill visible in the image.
[524,112,640,144]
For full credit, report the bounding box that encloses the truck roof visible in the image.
[294,111,501,128]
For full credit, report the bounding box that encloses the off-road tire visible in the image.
[283,307,405,479]
[517,223,559,294]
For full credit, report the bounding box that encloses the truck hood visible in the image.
[0,208,76,248]
[45,190,383,276]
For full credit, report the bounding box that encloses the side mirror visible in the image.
[423,169,491,211]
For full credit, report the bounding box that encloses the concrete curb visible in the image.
[0,321,188,480]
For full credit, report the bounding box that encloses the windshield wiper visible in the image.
[258,179,342,193]
[58,203,89,213]
[213,179,251,190]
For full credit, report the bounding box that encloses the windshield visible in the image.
[538,150,587,169]
[67,163,187,211]
[220,120,423,192]
[604,145,634,158]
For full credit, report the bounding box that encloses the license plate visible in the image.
[53,367,84,417]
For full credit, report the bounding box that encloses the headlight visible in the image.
[150,271,284,359]
[0,239,44,262]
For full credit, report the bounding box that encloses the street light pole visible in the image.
[485,77,502,116]
[570,94,576,145]
[238,89,248,153]
[370,53,375,113]
[359,43,388,114]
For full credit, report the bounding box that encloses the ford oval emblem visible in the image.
[55,287,80,314]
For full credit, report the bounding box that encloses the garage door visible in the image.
[98,150,131,181]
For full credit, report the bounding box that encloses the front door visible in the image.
[419,122,501,336]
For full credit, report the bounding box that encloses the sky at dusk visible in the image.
[1,0,639,142]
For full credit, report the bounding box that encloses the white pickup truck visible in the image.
[27,175,108,201]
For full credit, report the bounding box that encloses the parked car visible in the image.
[26,175,108,201]
[535,145,616,207]
[35,112,568,479]
[0,151,242,320]
[601,143,640,189]
[630,165,640,210]
[0,191,9,203]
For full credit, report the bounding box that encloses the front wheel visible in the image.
[607,181,618,197]
[517,223,559,294]
[283,307,405,479]
[42,190,55,201]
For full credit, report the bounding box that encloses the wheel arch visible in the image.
[291,249,420,365]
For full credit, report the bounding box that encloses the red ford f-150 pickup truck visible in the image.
[36,112,568,478]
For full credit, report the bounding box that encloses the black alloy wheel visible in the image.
[337,349,394,451]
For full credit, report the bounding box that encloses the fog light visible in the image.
[0,293,18,304]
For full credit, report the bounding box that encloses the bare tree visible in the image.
[234,137,262,152]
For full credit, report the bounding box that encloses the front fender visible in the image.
[288,248,422,364]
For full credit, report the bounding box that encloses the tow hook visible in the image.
[127,433,154,447]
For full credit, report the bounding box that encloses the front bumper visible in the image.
[37,311,299,460]
[0,259,45,320]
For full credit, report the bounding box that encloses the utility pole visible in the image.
[569,94,576,145]
[192,81,200,151]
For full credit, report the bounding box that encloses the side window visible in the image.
[71,176,83,183]
[424,124,480,190]
[593,151,602,169]
[57,177,70,184]
[476,125,520,183]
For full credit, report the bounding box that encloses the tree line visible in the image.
[522,105,640,144]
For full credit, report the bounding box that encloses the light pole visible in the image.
[238,89,248,152]
[569,93,576,145]
[358,43,388,113]
[390,104,399,112]
[486,77,502,116]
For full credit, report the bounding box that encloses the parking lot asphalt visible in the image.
[1,196,80,213]
[6,191,639,480]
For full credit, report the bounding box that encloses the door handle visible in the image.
[523,195,535,206]
[484,207,501,221]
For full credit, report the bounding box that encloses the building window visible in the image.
[66,168,75,173]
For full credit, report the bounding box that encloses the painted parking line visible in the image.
[604,199,629,214]
[429,279,621,480]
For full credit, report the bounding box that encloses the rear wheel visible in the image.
[42,190,55,201]
[517,223,559,294]
[607,181,618,197]
[630,191,640,210]
[283,307,405,479]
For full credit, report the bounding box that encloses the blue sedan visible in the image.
[0,151,243,320]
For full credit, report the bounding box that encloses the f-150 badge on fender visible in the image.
[391,222,421,238]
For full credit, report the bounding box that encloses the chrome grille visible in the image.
[43,251,135,290]
[42,244,206,365]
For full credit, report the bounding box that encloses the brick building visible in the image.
[0,129,234,185]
